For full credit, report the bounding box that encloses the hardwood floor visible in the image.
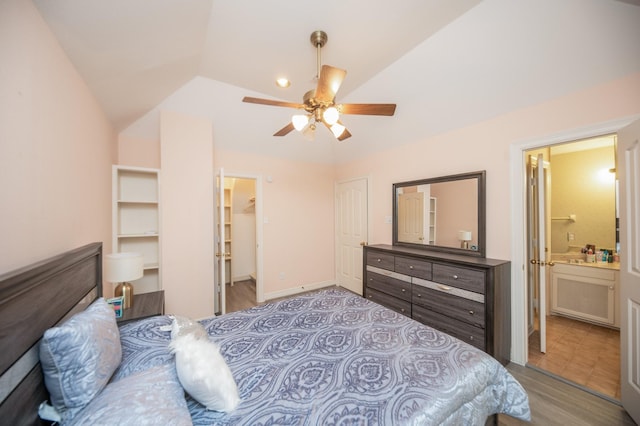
[224,283,635,425]
[528,314,621,400]
[498,363,634,426]
[225,279,257,313]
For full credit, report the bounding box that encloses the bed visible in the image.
[0,243,531,425]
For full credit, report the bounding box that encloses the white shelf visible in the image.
[113,165,161,293]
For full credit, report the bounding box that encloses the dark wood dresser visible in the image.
[363,244,511,365]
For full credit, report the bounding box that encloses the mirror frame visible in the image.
[392,170,486,258]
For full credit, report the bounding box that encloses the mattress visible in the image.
[114,288,530,425]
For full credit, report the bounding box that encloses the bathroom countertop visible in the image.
[551,259,620,270]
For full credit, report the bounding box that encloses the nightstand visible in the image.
[117,290,164,325]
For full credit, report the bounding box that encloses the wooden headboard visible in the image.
[0,242,102,426]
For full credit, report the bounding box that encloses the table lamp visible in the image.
[105,252,143,309]
[458,231,472,249]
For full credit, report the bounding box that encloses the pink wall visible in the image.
[335,72,640,261]
[160,110,216,318]
[215,149,336,294]
[0,0,115,279]
[118,134,160,169]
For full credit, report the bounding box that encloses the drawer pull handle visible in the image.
[409,265,414,269]
[452,275,459,279]
[368,295,372,299]
[369,278,373,281]
[416,293,422,298]
[469,336,474,341]
[401,308,405,312]
[468,310,474,315]
[437,284,452,291]
[377,258,381,262]
[401,288,406,292]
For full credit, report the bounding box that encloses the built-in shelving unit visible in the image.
[112,165,161,294]
[223,185,232,286]
[428,197,437,244]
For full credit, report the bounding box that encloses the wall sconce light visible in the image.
[458,231,472,249]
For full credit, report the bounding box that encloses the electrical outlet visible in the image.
[567,232,575,241]
[279,272,285,280]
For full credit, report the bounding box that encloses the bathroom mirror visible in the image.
[392,171,486,258]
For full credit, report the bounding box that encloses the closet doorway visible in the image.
[525,135,620,400]
[220,174,263,314]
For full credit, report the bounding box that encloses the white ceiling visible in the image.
[34,0,640,163]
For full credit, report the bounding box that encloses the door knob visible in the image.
[530,259,538,264]
[360,241,367,246]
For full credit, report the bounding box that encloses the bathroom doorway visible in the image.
[525,134,620,400]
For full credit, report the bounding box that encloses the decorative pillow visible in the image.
[39,298,122,423]
[169,317,240,412]
[68,363,191,426]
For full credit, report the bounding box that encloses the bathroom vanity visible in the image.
[550,261,620,328]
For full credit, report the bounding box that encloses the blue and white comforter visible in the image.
[115,288,530,425]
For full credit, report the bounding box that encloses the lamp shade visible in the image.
[105,252,144,283]
[458,231,472,241]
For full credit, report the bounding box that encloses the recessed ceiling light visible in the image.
[276,78,291,88]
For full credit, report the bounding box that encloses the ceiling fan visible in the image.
[242,30,396,141]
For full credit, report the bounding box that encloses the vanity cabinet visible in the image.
[550,263,619,328]
[364,244,511,365]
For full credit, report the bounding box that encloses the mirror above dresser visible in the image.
[392,171,486,258]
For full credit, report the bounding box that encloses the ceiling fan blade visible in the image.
[273,122,295,137]
[315,65,347,103]
[243,96,304,109]
[339,103,396,116]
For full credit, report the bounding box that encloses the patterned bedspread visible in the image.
[115,288,530,425]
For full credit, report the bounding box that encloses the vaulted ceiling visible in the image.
[34,0,640,163]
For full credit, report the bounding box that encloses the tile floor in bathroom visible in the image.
[528,314,620,400]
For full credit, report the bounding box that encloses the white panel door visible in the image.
[215,168,226,315]
[527,154,550,353]
[335,178,368,295]
[618,119,640,424]
[397,192,425,244]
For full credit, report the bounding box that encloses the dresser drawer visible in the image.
[365,287,411,317]
[412,285,485,328]
[413,304,485,350]
[395,256,432,280]
[432,264,486,294]
[366,252,394,271]
[367,271,412,302]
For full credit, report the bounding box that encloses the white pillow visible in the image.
[168,317,240,412]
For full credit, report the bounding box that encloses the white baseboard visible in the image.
[264,280,337,301]
[232,274,254,282]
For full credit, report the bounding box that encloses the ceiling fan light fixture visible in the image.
[292,114,309,131]
[303,123,316,141]
[330,123,346,139]
[323,107,339,125]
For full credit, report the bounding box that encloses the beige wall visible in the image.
[160,110,216,318]
[215,149,336,295]
[335,72,640,261]
[550,146,616,253]
[0,0,114,283]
